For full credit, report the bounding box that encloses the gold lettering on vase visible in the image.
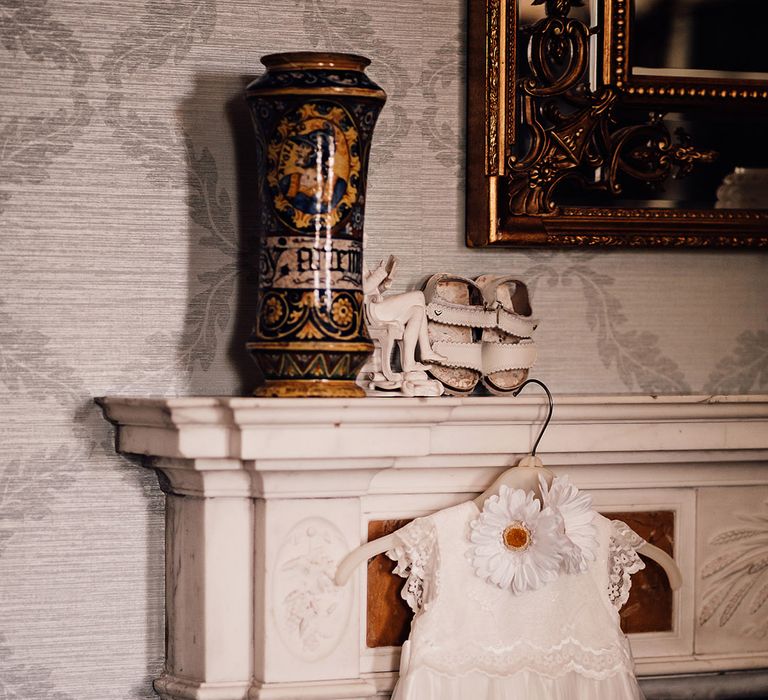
[260,236,363,290]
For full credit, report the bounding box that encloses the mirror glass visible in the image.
[631,0,768,80]
[519,2,590,22]
[515,0,768,210]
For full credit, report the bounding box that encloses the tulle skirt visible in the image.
[391,666,645,700]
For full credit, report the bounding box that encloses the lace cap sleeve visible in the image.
[608,520,646,610]
[386,517,438,613]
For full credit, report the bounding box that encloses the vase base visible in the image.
[254,379,366,398]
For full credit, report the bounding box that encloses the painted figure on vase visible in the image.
[267,101,361,236]
[278,123,349,216]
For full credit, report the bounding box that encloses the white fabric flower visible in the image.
[540,475,599,574]
[468,485,567,594]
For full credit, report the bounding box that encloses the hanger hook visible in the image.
[511,379,553,457]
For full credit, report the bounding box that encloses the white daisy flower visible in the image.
[540,474,599,574]
[468,484,567,594]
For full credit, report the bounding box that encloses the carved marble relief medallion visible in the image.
[273,517,353,661]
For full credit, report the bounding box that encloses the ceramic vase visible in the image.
[246,52,386,397]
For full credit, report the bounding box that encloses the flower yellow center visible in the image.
[502,521,531,551]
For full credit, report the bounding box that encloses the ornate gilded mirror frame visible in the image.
[466,0,768,248]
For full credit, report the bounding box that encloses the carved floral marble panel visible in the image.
[696,487,768,654]
[274,517,353,661]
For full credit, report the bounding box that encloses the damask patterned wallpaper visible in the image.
[0,0,766,697]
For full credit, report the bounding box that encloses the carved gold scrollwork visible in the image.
[508,0,716,217]
[523,12,588,96]
[509,88,616,215]
[609,119,717,190]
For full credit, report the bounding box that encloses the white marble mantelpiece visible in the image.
[99,394,768,700]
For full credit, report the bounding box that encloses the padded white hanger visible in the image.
[636,541,683,590]
[335,532,398,586]
[336,380,682,592]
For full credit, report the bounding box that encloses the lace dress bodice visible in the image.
[387,495,646,700]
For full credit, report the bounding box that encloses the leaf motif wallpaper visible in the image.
[0,0,766,696]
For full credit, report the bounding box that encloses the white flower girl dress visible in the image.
[386,477,646,699]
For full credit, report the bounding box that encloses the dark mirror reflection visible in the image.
[516,0,768,210]
[553,111,768,210]
[633,0,768,78]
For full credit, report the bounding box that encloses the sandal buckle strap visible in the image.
[426,302,495,328]
[482,340,537,374]
[495,309,537,338]
[429,341,484,371]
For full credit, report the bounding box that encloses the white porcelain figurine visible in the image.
[357,256,444,396]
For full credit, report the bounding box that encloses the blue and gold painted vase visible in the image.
[246,52,386,397]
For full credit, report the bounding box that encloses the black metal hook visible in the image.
[511,378,553,457]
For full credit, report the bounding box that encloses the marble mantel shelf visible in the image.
[101,394,768,459]
[99,394,768,700]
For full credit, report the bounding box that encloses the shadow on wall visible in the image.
[92,399,166,700]
[178,73,264,396]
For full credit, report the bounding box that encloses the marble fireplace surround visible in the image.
[98,394,768,700]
